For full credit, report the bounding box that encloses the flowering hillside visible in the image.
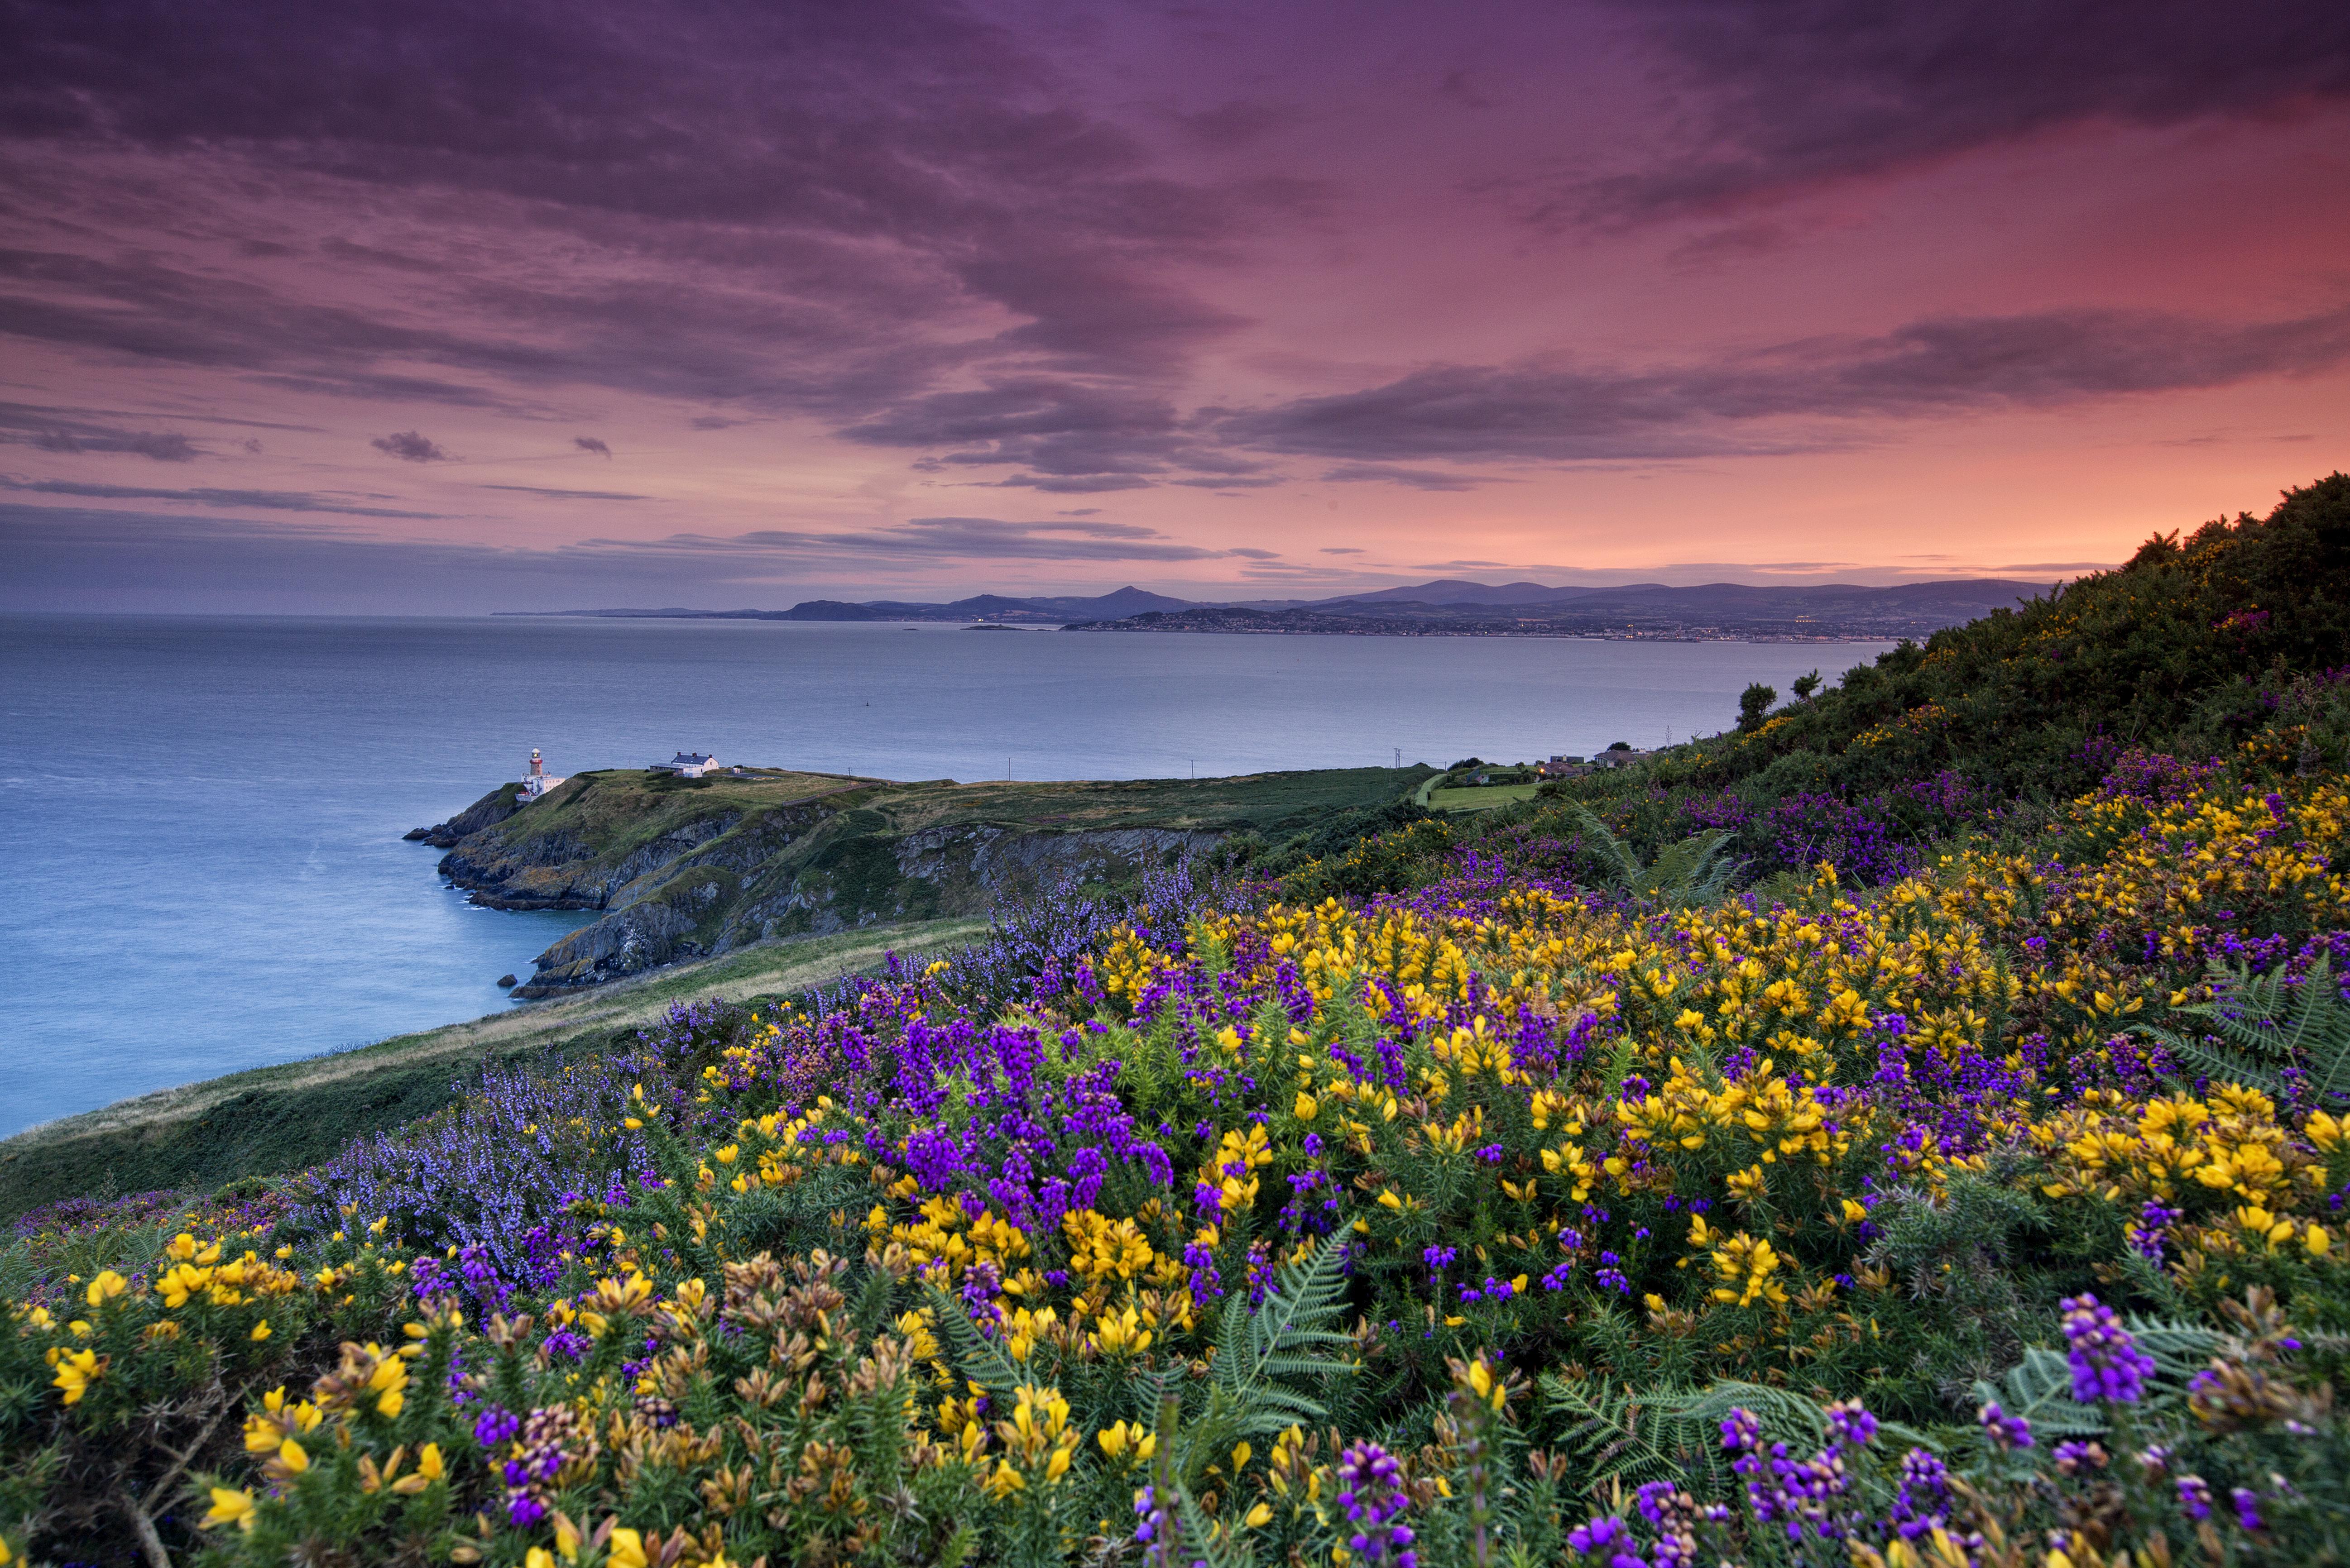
[6,494,2350,1565]
[7,741,2347,1566]
[1424,473,2350,892]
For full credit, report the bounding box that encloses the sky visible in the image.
[2,0,2347,613]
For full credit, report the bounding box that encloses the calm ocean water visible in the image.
[0,614,1891,1135]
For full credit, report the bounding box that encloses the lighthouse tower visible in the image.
[518,747,566,803]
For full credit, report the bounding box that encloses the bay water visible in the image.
[0,614,1890,1135]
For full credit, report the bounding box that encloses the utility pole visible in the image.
[1393,746,1402,769]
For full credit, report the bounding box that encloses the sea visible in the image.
[0,614,1893,1137]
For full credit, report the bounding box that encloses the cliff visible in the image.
[403,782,524,846]
[422,764,1425,997]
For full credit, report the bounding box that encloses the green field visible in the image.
[1429,782,1544,811]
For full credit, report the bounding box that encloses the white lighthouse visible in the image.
[518,747,567,803]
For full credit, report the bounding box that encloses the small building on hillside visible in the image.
[1536,754,1587,779]
[652,751,719,778]
[518,747,567,802]
[1589,748,1652,771]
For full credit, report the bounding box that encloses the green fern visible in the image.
[1541,1377,1817,1497]
[2123,1315,2222,1381]
[1969,1315,2219,1447]
[1568,805,1743,906]
[1546,1377,1946,1500]
[1544,1377,1687,1496]
[1208,1229,1358,1435]
[925,1282,1030,1399]
[1970,1347,2108,1440]
[2139,955,2350,1100]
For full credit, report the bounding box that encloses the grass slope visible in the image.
[0,918,985,1224]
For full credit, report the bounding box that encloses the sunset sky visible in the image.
[4,0,2347,612]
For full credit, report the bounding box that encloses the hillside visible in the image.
[7,481,2350,1568]
[1644,473,2350,800]
[427,763,1429,995]
[1286,473,2350,894]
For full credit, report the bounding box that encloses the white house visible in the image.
[652,751,719,778]
[518,747,567,802]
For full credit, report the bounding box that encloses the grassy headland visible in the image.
[434,763,1429,994]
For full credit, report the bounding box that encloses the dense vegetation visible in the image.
[5,478,2350,1568]
[1282,474,2350,900]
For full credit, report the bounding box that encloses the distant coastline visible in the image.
[502,572,2057,642]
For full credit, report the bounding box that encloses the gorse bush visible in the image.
[5,479,2350,1567]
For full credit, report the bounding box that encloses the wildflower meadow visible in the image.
[5,480,2350,1566]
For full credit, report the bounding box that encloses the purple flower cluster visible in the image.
[1978,1400,2034,1451]
[2061,1292,2157,1404]
[1132,1483,1172,1549]
[1567,1514,1644,1568]
[314,1061,656,1288]
[497,1403,589,1530]
[1335,1441,1416,1568]
[1632,1482,1714,1568]
[1719,1404,1866,1544]
[1891,1447,1949,1539]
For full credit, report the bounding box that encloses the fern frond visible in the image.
[1543,1377,1691,1496]
[1970,1347,2106,1439]
[1568,805,1648,891]
[924,1283,1026,1398]
[1568,806,1746,904]
[2140,955,2350,1100]
[2122,1316,2221,1382]
[1210,1229,1356,1429]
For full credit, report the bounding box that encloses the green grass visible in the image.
[1429,783,1544,812]
[0,918,986,1224]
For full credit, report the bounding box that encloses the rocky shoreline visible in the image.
[403,766,1378,1000]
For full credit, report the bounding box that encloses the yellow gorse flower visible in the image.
[200,1487,257,1532]
[50,1348,103,1405]
[1709,1233,1789,1308]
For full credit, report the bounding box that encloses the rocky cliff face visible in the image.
[417,774,1235,998]
[410,764,1420,999]
[403,784,522,847]
[508,815,1220,997]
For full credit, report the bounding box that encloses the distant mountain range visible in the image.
[519,585,1193,625]
[519,576,2061,639]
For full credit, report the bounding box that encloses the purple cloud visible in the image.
[370,430,449,462]
[1561,0,2350,222]
[0,477,441,517]
[1221,305,2350,462]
